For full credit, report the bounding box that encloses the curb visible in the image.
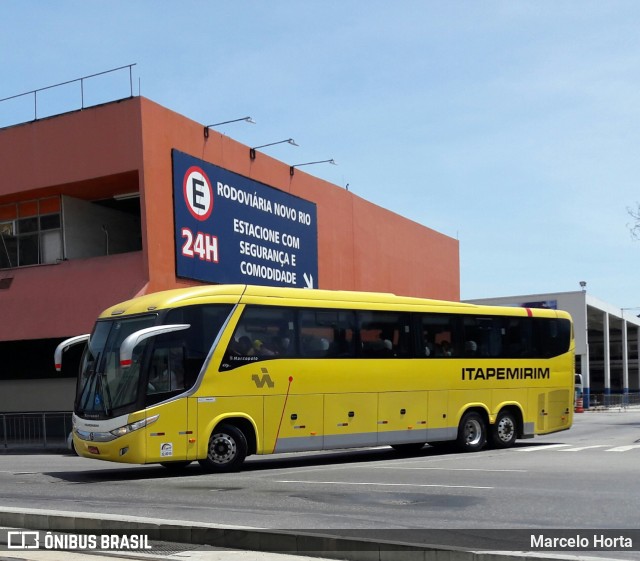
[0,506,572,561]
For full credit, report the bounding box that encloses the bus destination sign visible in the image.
[172,150,318,288]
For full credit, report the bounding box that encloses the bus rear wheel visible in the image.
[199,424,247,472]
[456,411,486,452]
[489,410,518,449]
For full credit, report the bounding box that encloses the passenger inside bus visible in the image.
[148,348,185,393]
[464,340,478,357]
[438,340,452,357]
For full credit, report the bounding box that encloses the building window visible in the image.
[0,197,62,269]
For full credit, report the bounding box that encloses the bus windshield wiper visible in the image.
[99,372,113,416]
[79,355,100,414]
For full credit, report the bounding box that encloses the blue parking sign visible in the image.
[172,150,318,288]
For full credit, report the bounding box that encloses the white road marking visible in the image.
[516,444,571,452]
[276,480,493,490]
[558,445,608,452]
[370,466,526,473]
[605,445,640,452]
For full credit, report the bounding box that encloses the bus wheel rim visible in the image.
[497,416,515,442]
[464,419,482,446]
[210,433,237,464]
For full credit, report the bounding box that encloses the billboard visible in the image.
[172,150,318,288]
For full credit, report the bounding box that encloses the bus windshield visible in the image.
[75,304,235,418]
[77,315,157,417]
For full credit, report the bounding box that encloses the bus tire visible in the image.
[456,411,486,452]
[199,424,248,472]
[391,442,425,455]
[489,410,518,449]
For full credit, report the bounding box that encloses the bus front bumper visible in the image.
[74,429,146,464]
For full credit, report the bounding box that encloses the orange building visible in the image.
[0,96,459,412]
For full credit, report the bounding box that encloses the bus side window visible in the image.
[532,318,571,358]
[221,306,296,369]
[358,311,412,358]
[299,309,355,358]
[462,316,503,358]
[420,314,458,357]
[146,304,233,399]
[148,346,185,394]
[503,318,528,357]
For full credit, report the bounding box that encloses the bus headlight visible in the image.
[110,414,159,437]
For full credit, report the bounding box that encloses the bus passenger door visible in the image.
[144,399,189,462]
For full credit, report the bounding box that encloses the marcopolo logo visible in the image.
[252,367,275,389]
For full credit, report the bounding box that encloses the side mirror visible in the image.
[54,334,90,372]
[119,324,190,367]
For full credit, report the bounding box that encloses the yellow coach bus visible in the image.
[55,284,574,472]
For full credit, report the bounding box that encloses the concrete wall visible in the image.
[0,102,143,197]
[0,251,147,341]
[63,195,141,259]
[0,97,461,414]
[0,378,75,412]
[0,100,149,341]
[137,97,460,300]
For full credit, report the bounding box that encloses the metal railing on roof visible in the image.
[0,64,137,127]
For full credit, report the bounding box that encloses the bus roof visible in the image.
[98,284,571,320]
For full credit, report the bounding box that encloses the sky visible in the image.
[2,1,640,307]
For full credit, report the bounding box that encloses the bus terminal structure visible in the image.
[468,290,640,409]
[0,87,459,416]
[0,72,632,431]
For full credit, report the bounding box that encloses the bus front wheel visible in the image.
[489,410,518,449]
[199,424,247,472]
[456,411,486,452]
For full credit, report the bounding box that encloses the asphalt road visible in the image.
[1,409,640,552]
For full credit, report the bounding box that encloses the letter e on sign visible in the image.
[183,166,213,221]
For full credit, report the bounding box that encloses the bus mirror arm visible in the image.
[119,324,190,368]
[54,334,90,372]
